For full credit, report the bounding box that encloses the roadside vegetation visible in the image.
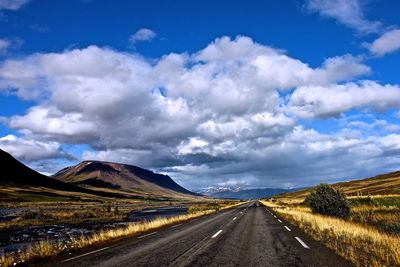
[0,200,243,267]
[305,184,350,218]
[0,201,141,230]
[262,184,400,267]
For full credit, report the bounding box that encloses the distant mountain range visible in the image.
[0,149,198,201]
[198,186,298,199]
[197,186,242,195]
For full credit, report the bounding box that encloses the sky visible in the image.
[1,0,400,190]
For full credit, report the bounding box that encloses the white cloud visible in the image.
[0,39,11,55]
[9,106,98,142]
[289,81,400,118]
[314,54,370,83]
[347,119,400,133]
[0,0,30,10]
[0,55,45,99]
[83,148,151,165]
[129,28,157,43]
[177,137,209,155]
[1,35,400,188]
[163,126,400,189]
[367,29,400,56]
[0,134,71,162]
[305,0,381,34]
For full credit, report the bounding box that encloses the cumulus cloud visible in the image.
[289,81,400,118]
[0,0,30,10]
[1,35,399,188]
[0,37,369,146]
[163,127,400,189]
[0,134,72,162]
[346,119,400,133]
[129,28,157,43]
[367,29,400,56]
[305,0,381,34]
[9,106,98,143]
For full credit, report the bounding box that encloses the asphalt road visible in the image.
[42,201,352,267]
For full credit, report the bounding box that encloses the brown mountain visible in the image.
[54,160,198,198]
[0,149,132,198]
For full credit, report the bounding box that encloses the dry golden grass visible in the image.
[277,172,400,201]
[261,200,400,267]
[0,202,131,230]
[0,201,245,267]
[0,211,211,267]
[348,194,400,199]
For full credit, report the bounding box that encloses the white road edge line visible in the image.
[61,246,110,262]
[278,219,282,223]
[233,217,237,221]
[295,237,310,249]
[171,223,183,228]
[137,231,158,239]
[211,230,223,238]
[284,226,291,232]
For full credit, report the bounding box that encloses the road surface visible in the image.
[41,201,352,267]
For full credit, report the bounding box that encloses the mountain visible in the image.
[197,186,242,195]
[275,170,400,200]
[54,160,198,198]
[0,149,197,201]
[0,149,130,198]
[1,148,84,191]
[198,186,292,199]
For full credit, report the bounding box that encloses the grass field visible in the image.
[278,171,400,201]
[0,182,207,230]
[266,170,400,266]
[262,193,400,267]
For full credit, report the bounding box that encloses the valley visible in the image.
[1,147,400,267]
[0,149,241,266]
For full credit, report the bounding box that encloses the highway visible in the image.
[42,201,352,267]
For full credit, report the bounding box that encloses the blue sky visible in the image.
[1,0,400,190]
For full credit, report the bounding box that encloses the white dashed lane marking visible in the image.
[284,226,291,232]
[61,246,110,262]
[211,230,223,238]
[137,232,158,239]
[295,237,310,249]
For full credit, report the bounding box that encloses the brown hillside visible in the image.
[54,161,198,199]
[276,171,400,200]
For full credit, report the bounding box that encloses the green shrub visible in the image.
[305,184,350,218]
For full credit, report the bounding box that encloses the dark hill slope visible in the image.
[0,149,125,198]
